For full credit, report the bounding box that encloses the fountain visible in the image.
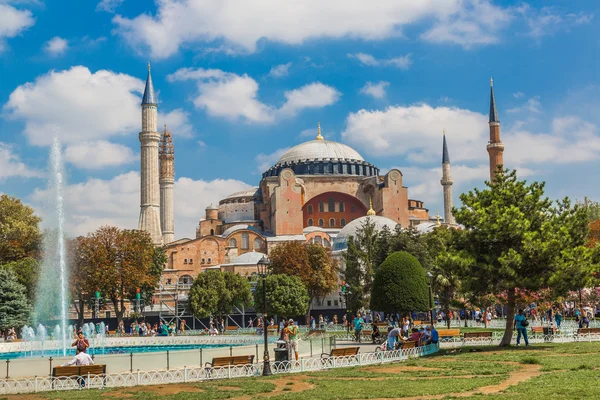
[34,136,69,356]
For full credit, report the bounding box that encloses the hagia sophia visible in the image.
[137,65,504,310]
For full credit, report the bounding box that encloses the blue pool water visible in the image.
[0,343,249,360]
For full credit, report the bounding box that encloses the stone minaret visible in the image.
[440,131,454,225]
[138,63,162,245]
[159,124,175,244]
[487,77,505,180]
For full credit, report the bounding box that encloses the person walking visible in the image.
[514,309,530,346]
[353,313,364,343]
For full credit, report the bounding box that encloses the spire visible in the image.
[367,197,376,216]
[489,77,499,123]
[315,122,324,140]
[142,63,157,105]
[442,129,450,164]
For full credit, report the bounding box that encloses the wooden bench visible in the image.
[578,328,600,335]
[52,365,106,388]
[531,326,544,334]
[463,331,493,339]
[267,325,278,334]
[108,330,116,335]
[322,346,360,358]
[401,340,417,349]
[437,329,461,338]
[225,326,239,332]
[204,355,254,368]
[413,320,422,326]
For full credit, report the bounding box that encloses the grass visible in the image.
[6,342,600,399]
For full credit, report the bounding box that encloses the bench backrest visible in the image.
[330,348,347,357]
[211,355,254,367]
[437,329,461,336]
[531,327,544,333]
[403,341,417,349]
[578,328,600,334]
[231,355,254,365]
[211,357,234,368]
[225,326,239,331]
[53,365,106,377]
[464,331,493,338]
[342,347,360,356]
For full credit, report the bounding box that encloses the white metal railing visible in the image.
[0,344,439,395]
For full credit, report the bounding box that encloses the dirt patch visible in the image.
[4,394,48,400]
[113,384,205,397]
[364,365,443,373]
[227,374,315,400]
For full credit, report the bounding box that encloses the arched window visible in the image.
[253,238,262,250]
[318,218,324,227]
[179,275,193,285]
[184,258,188,264]
[208,258,212,263]
[339,201,345,212]
[241,233,249,249]
[314,235,323,245]
[308,218,314,226]
[328,197,335,212]
[229,238,237,247]
[319,202,325,212]
[210,229,214,235]
[340,218,346,227]
[329,218,335,227]
[189,258,193,264]
[201,258,205,264]
[307,204,313,214]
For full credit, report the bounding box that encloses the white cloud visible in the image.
[0,142,42,180]
[360,81,390,99]
[421,0,513,48]
[504,116,600,165]
[519,6,594,39]
[0,3,34,52]
[160,108,194,138]
[268,62,292,78]
[342,104,488,163]
[255,147,290,172]
[96,0,124,13]
[3,66,142,146]
[29,171,252,238]
[64,140,136,169]
[112,0,467,59]
[507,96,542,114]
[168,68,339,123]
[513,92,525,98]
[278,83,340,116]
[43,36,68,56]
[3,66,187,148]
[348,53,412,69]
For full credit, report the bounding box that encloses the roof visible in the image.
[221,224,263,237]
[489,78,499,123]
[227,251,268,265]
[442,134,450,164]
[142,65,157,105]
[332,216,398,251]
[224,187,261,200]
[205,204,218,210]
[276,139,364,166]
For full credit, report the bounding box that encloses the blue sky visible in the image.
[0,0,599,238]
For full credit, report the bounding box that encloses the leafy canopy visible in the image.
[189,270,253,318]
[254,274,310,317]
[0,195,41,263]
[370,251,429,315]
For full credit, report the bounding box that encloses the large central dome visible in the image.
[262,129,378,178]
[277,139,365,165]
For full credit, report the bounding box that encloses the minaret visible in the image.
[440,130,455,225]
[159,124,175,244]
[138,63,162,245]
[487,77,505,180]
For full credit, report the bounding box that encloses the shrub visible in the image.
[370,251,429,315]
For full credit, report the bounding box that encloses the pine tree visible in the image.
[0,268,32,331]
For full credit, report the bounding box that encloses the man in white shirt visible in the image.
[61,351,94,387]
[62,351,94,367]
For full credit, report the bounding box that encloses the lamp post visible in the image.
[426,272,435,327]
[257,256,272,376]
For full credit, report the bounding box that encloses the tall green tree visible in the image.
[270,241,338,322]
[1,257,39,302]
[0,195,42,263]
[0,268,32,332]
[189,270,252,320]
[254,274,310,318]
[389,226,433,270]
[370,251,429,315]
[455,169,596,346]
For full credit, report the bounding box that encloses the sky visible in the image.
[0,0,599,239]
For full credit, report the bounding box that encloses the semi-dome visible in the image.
[221,224,262,237]
[223,187,261,201]
[333,215,398,251]
[230,251,267,265]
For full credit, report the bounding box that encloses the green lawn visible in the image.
[5,342,600,400]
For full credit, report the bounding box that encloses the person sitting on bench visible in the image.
[371,324,381,343]
[62,350,94,387]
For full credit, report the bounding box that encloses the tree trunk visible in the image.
[112,297,124,326]
[305,296,313,325]
[499,287,516,347]
[464,309,468,328]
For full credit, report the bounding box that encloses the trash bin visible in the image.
[542,327,554,342]
[274,340,289,362]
